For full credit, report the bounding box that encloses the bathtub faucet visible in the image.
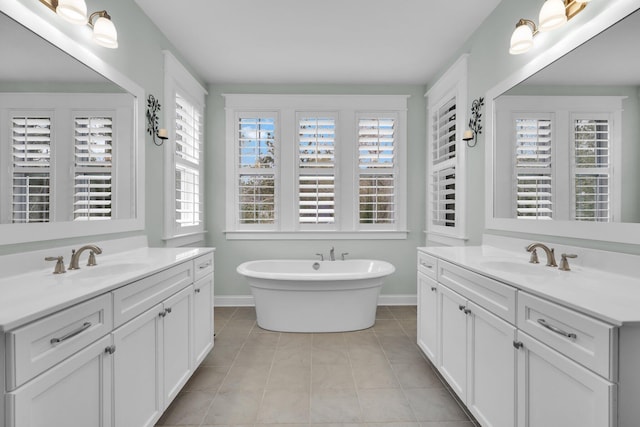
[329,247,335,261]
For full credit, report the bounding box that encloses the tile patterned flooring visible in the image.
[155,306,479,427]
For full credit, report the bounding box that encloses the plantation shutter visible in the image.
[237,115,276,224]
[573,118,611,222]
[73,116,113,221]
[298,116,336,224]
[430,97,457,228]
[175,93,203,228]
[11,116,51,223]
[358,116,396,224]
[514,117,553,220]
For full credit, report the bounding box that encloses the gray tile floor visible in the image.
[156,306,479,427]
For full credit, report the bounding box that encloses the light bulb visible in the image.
[539,0,568,32]
[509,22,534,55]
[92,15,118,49]
[56,0,87,25]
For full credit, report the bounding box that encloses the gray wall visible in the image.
[204,84,426,298]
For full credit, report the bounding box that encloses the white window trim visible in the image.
[224,94,408,240]
[163,51,208,247]
[494,95,623,222]
[425,54,469,244]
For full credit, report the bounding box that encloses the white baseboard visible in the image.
[214,294,416,307]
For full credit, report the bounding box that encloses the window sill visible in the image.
[163,230,207,247]
[425,231,469,246]
[225,230,409,240]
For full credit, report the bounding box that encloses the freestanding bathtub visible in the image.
[236,259,395,333]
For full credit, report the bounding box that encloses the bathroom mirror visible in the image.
[486,5,640,244]
[0,4,145,245]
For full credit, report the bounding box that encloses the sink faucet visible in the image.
[69,245,102,270]
[329,247,336,261]
[525,243,557,267]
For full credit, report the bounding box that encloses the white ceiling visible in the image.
[134,0,502,85]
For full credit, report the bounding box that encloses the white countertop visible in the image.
[419,245,640,326]
[0,246,214,332]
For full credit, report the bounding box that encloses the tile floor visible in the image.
[156,306,479,427]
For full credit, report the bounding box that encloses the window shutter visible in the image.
[73,116,113,221]
[514,118,553,219]
[174,94,203,228]
[298,116,335,224]
[573,118,610,222]
[11,116,51,223]
[358,117,396,224]
[237,116,276,224]
[430,97,457,228]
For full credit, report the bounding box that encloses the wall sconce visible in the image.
[38,0,118,49]
[509,0,592,55]
[462,97,484,148]
[147,95,168,146]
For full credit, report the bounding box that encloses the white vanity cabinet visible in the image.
[417,252,439,364]
[1,248,215,427]
[434,262,517,427]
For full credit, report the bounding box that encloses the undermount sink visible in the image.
[478,259,554,276]
[70,261,148,278]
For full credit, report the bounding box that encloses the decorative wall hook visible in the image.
[463,97,485,148]
[146,94,168,146]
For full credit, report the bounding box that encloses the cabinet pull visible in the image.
[199,262,211,269]
[165,307,172,314]
[513,341,523,349]
[458,305,466,311]
[105,345,116,355]
[195,288,201,293]
[420,261,433,269]
[464,308,472,315]
[430,286,437,292]
[537,318,577,339]
[159,311,167,318]
[50,321,92,345]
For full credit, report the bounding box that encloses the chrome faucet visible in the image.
[69,245,102,270]
[525,243,557,267]
[329,246,335,261]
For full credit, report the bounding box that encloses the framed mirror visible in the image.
[485,4,640,245]
[0,2,145,245]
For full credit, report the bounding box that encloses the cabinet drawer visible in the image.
[194,252,214,282]
[113,261,193,327]
[437,260,517,324]
[417,251,437,280]
[5,293,113,390]
[518,292,616,380]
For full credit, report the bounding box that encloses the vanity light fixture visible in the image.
[509,0,591,55]
[38,0,119,49]
[463,97,484,148]
[146,95,168,146]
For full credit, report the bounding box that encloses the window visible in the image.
[11,116,51,223]
[224,94,408,239]
[495,96,622,222]
[163,51,208,246]
[426,55,468,244]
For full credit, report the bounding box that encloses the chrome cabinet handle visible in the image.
[199,262,211,269]
[430,286,437,292]
[458,305,466,311]
[194,288,201,294]
[537,319,577,339]
[50,322,92,345]
[159,310,167,317]
[105,345,116,355]
[165,307,172,314]
[513,341,523,349]
[420,261,433,269]
[464,308,472,315]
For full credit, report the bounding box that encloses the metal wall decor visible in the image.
[463,97,485,148]
[146,94,168,146]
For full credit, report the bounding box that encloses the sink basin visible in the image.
[479,260,552,276]
[70,262,149,278]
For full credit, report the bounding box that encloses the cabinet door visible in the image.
[113,304,163,427]
[163,285,194,406]
[467,301,517,427]
[417,272,438,364]
[516,331,616,427]
[193,274,214,366]
[438,284,468,401]
[6,335,113,427]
